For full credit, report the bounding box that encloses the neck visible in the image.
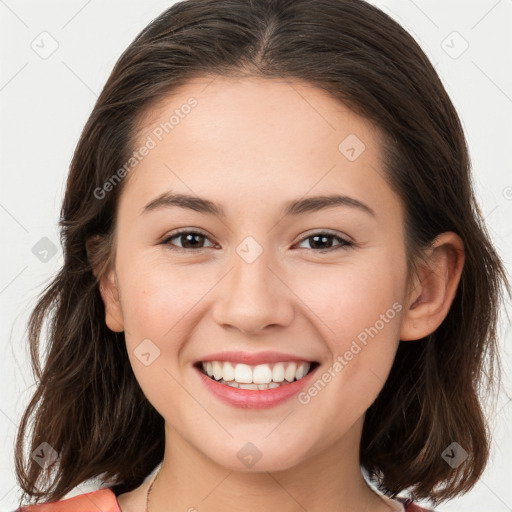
[148,418,398,512]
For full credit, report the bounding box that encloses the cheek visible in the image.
[116,258,206,407]
[117,252,224,366]
[297,255,405,344]
[123,276,195,339]
[295,254,405,402]
[115,248,198,347]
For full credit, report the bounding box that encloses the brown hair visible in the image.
[15,0,510,508]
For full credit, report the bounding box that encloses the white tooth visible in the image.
[284,362,297,382]
[295,362,310,380]
[235,363,253,383]
[257,382,284,390]
[253,364,272,384]
[204,360,312,384]
[272,363,285,382]
[222,362,235,381]
[212,361,223,380]
[227,381,239,388]
[239,383,258,390]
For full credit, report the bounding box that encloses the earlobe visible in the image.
[400,232,465,341]
[98,269,125,333]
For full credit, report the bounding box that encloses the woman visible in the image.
[14,1,510,511]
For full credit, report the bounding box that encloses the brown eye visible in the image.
[296,232,353,252]
[161,230,216,251]
[160,229,353,254]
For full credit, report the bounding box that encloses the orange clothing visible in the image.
[17,489,119,512]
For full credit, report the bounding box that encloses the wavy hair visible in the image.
[15,0,510,508]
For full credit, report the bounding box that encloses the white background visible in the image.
[1,1,511,511]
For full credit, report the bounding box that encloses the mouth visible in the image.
[194,360,320,390]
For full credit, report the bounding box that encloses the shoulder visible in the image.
[15,488,120,512]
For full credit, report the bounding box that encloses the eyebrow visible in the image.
[141,191,376,218]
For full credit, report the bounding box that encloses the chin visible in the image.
[204,438,308,473]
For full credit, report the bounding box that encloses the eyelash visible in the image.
[160,229,354,253]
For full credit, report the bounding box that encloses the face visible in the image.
[102,76,410,472]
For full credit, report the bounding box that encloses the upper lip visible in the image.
[196,351,318,366]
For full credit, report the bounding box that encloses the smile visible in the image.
[197,361,319,390]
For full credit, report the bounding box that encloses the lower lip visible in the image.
[195,364,319,409]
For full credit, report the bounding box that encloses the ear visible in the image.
[86,235,124,333]
[400,232,465,341]
[97,269,125,333]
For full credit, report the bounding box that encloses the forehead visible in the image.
[135,75,378,156]
[121,75,401,225]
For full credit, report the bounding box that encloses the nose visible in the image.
[211,250,295,336]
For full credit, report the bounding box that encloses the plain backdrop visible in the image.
[1,1,511,511]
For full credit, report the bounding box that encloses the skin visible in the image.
[93,76,465,512]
